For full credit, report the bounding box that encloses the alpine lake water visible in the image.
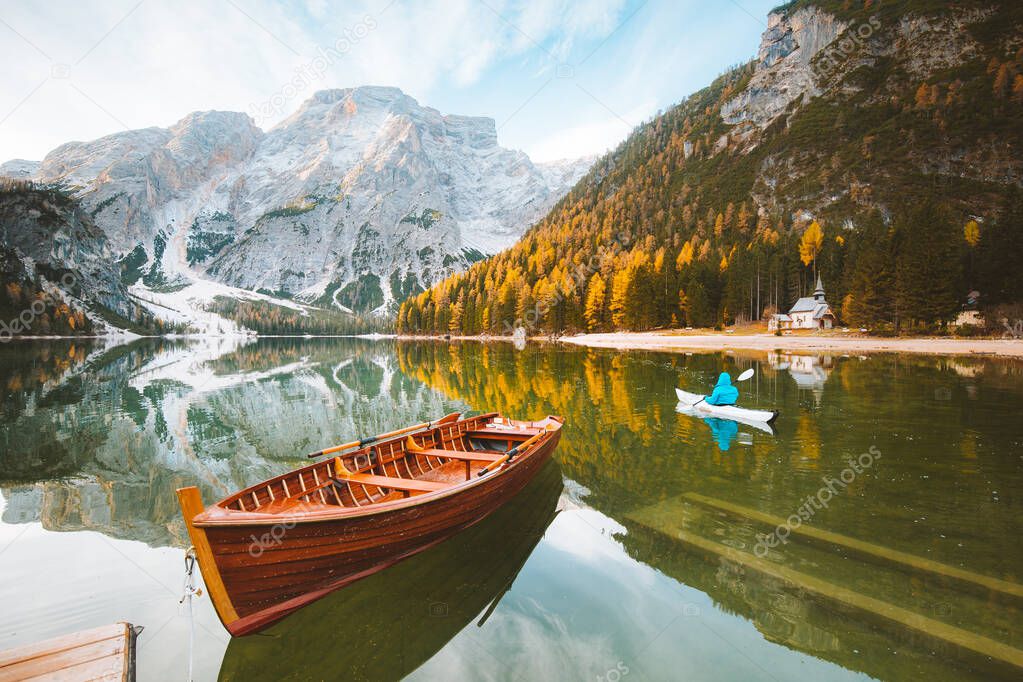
[0,337,1020,681]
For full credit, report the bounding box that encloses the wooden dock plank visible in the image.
[0,622,136,682]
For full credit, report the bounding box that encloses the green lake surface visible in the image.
[0,337,1020,681]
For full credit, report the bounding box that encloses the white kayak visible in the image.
[675,388,778,429]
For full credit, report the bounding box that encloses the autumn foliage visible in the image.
[399,11,1023,336]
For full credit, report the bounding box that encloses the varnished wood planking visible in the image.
[0,622,137,682]
[176,413,563,635]
[176,487,241,628]
[217,437,558,620]
[217,462,564,681]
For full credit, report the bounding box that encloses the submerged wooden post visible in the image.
[683,492,1023,605]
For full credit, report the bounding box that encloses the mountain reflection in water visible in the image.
[0,337,463,547]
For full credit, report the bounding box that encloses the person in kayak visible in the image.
[705,372,739,406]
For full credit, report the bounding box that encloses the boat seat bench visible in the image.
[272,448,504,508]
[467,428,539,439]
[341,473,448,496]
[415,448,504,480]
[416,448,503,463]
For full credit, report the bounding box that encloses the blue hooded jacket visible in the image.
[705,372,739,406]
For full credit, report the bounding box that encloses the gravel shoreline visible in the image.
[559,332,1023,358]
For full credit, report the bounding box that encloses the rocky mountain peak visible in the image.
[722,6,847,130]
[165,110,263,173]
[1,85,592,331]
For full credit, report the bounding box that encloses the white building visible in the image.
[769,276,835,331]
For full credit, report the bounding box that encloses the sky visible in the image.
[0,0,780,163]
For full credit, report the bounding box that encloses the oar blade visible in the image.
[736,368,755,382]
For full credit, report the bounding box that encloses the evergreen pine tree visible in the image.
[893,202,962,328]
[978,187,1023,306]
[843,213,895,328]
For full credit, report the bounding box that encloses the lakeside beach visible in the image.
[560,331,1023,358]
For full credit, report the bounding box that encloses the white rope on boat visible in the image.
[180,546,202,682]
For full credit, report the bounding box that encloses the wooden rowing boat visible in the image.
[176,412,564,636]
[0,622,142,682]
[219,460,563,680]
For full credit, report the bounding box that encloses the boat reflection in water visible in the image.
[218,460,563,682]
[701,417,739,451]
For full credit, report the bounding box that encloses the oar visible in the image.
[690,368,756,407]
[477,427,550,477]
[307,412,461,458]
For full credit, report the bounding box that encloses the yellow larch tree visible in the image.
[583,272,607,331]
[609,268,631,328]
[964,219,980,247]
[676,241,694,270]
[799,220,825,275]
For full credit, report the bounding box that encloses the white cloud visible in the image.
[0,0,313,158]
[304,0,329,20]
[0,0,777,162]
[453,37,499,86]
[516,0,627,60]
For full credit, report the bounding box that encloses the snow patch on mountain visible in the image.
[0,160,40,179]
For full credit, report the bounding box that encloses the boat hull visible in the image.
[219,461,563,680]
[675,388,778,426]
[179,426,561,636]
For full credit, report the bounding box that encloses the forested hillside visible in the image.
[398,0,1023,335]
[0,179,165,336]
